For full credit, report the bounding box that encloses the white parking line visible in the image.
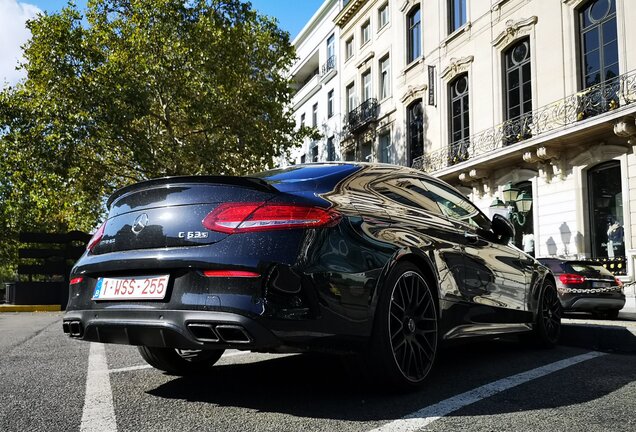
[81,347,254,431]
[80,343,117,432]
[108,364,153,374]
[368,351,606,432]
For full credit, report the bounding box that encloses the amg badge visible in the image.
[178,231,209,239]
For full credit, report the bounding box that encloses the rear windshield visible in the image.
[249,164,361,192]
[251,164,359,183]
[565,262,614,277]
[541,260,614,277]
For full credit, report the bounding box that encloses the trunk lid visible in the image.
[92,176,277,254]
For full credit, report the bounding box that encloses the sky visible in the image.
[0,0,325,85]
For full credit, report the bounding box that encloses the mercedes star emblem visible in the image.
[131,213,149,235]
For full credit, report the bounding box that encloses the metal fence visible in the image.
[413,69,636,173]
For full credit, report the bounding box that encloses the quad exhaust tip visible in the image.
[186,323,220,342]
[63,320,83,337]
[187,323,252,344]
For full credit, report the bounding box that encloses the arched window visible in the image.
[407,99,424,166]
[579,0,618,89]
[504,38,532,122]
[407,6,421,64]
[588,161,625,274]
[449,73,470,164]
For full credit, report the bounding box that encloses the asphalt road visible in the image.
[1,312,635,432]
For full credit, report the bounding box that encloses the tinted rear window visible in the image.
[249,164,361,193]
[566,262,614,277]
[251,164,359,183]
[539,260,615,277]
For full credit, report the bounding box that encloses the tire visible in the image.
[370,262,438,390]
[137,346,225,374]
[529,280,561,348]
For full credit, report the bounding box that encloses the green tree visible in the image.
[0,0,308,281]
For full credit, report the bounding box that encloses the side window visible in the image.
[372,177,444,215]
[420,179,491,231]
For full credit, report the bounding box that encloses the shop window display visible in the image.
[588,161,625,274]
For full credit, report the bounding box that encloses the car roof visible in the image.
[250,162,448,194]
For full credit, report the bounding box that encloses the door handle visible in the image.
[464,232,479,244]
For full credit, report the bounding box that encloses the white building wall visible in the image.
[534,174,580,258]
[287,0,342,166]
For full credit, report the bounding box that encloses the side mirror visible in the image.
[491,213,515,244]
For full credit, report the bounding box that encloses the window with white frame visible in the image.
[504,38,532,121]
[312,103,318,127]
[449,0,467,33]
[361,20,371,46]
[407,99,424,166]
[327,137,336,161]
[327,89,334,118]
[362,69,372,101]
[378,2,389,29]
[407,6,421,64]
[345,36,354,60]
[448,73,470,165]
[579,0,618,89]
[379,132,391,163]
[449,73,469,145]
[327,33,335,61]
[379,55,391,99]
[346,82,356,112]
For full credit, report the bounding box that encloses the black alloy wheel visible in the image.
[138,346,225,374]
[531,280,562,347]
[372,262,438,389]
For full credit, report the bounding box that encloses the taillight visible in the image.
[69,277,84,285]
[87,221,106,252]
[202,202,340,234]
[559,273,586,284]
[202,270,260,278]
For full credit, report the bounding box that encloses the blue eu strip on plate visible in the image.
[93,278,103,299]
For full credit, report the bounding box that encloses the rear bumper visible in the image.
[560,292,626,312]
[62,309,281,350]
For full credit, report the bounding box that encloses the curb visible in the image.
[0,304,62,312]
[561,320,636,354]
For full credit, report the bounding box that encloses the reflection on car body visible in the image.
[63,163,560,389]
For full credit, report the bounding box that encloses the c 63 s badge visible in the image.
[178,231,209,240]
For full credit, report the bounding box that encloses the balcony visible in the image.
[320,55,337,83]
[412,69,636,173]
[346,98,379,133]
[292,73,320,111]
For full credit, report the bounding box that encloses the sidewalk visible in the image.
[0,304,61,312]
[561,310,636,354]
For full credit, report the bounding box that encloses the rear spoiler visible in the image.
[107,176,278,208]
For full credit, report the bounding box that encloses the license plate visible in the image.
[92,275,169,300]
[592,281,610,288]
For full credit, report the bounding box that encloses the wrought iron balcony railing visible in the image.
[321,55,336,76]
[413,69,636,173]
[346,98,379,133]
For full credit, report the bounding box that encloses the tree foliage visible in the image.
[0,0,307,280]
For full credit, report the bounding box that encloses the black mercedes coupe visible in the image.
[63,163,560,389]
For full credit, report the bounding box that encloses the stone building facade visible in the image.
[288,0,342,165]
[288,0,636,303]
